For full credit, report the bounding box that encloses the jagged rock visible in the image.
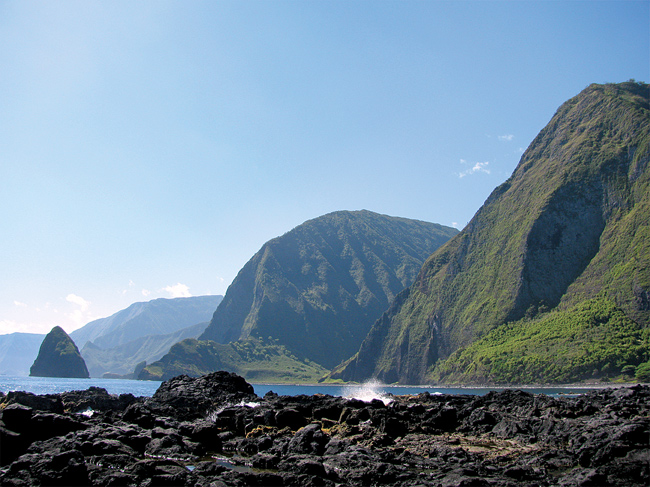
[146,371,257,420]
[287,423,328,455]
[1,372,648,486]
[1,390,64,413]
[57,386,140,413]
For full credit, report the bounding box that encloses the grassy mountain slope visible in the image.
[199,210,458,369]
[139,337,328,383]
[70,295,222,350]
[330,82,649,385]
[434,298,650,384]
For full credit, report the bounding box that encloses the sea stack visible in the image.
[30,326,90,378]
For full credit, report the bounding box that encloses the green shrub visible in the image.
[635,362,650,382]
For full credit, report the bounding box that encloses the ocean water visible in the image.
[0,376,162,397]
[0,376,599,400]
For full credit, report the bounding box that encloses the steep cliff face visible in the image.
[30,326,90,378]
[197,210,458,369]
[332,82,649,384]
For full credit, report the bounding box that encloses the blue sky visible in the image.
[1,1,648,335]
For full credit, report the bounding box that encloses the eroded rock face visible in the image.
[0,373,648,486]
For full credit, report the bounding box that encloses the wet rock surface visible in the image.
[0,374,648,486]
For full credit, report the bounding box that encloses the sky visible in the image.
[1,1,648,335]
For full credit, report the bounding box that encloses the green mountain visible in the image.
[30,326,90,378]
[199,210,457,369]
[330,81,650,385]
[143,210,458,381]
[138,337,328,383]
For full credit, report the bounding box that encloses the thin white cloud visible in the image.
[65,293,95,329]
[14,300,28,307]
[66,293,90,311]
[142,289,151,297]
[498,134,514,142]
[163,283,191,298]
[458,161,490,178]
[452,222,460,229]
[0,319,51,335]
[67,309,87,327]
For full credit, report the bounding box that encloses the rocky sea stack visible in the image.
[30,326,90,379]
[0,373,648,486]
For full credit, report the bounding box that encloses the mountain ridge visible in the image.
[71,295,222,351]
[330,81,649,385]
[143,210,458,380]
[81,321,211,378]
[198,209,458,368]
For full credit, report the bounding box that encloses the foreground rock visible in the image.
[1,374,648,486]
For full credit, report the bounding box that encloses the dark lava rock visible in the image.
[1,373,648,487]
[1,390,64,413]
[57,386,140,413]
[275,407,308,430]
[147,371,257,420]
[287,423,328,455]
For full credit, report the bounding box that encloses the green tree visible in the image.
[635,362,650,382]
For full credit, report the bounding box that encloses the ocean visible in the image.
[0,376,599,400]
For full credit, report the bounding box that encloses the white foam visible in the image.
[343,380,393,405]
[237,400,260,408]
[206,400,260,421]
[78,408,94,417]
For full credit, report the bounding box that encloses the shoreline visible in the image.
[1,372,648,486]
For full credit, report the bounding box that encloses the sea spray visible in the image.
[206,399,260,422]
[343,379,393,405]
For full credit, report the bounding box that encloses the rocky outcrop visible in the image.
[29,326,89,378]
[146,371,257,421]
[1,372,648,486]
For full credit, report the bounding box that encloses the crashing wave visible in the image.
[343,380,393,405]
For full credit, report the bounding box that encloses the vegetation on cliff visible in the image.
[139,337,328,383]
[331,81,649,384]
[434,298,650,384]
[30,326,90,378]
